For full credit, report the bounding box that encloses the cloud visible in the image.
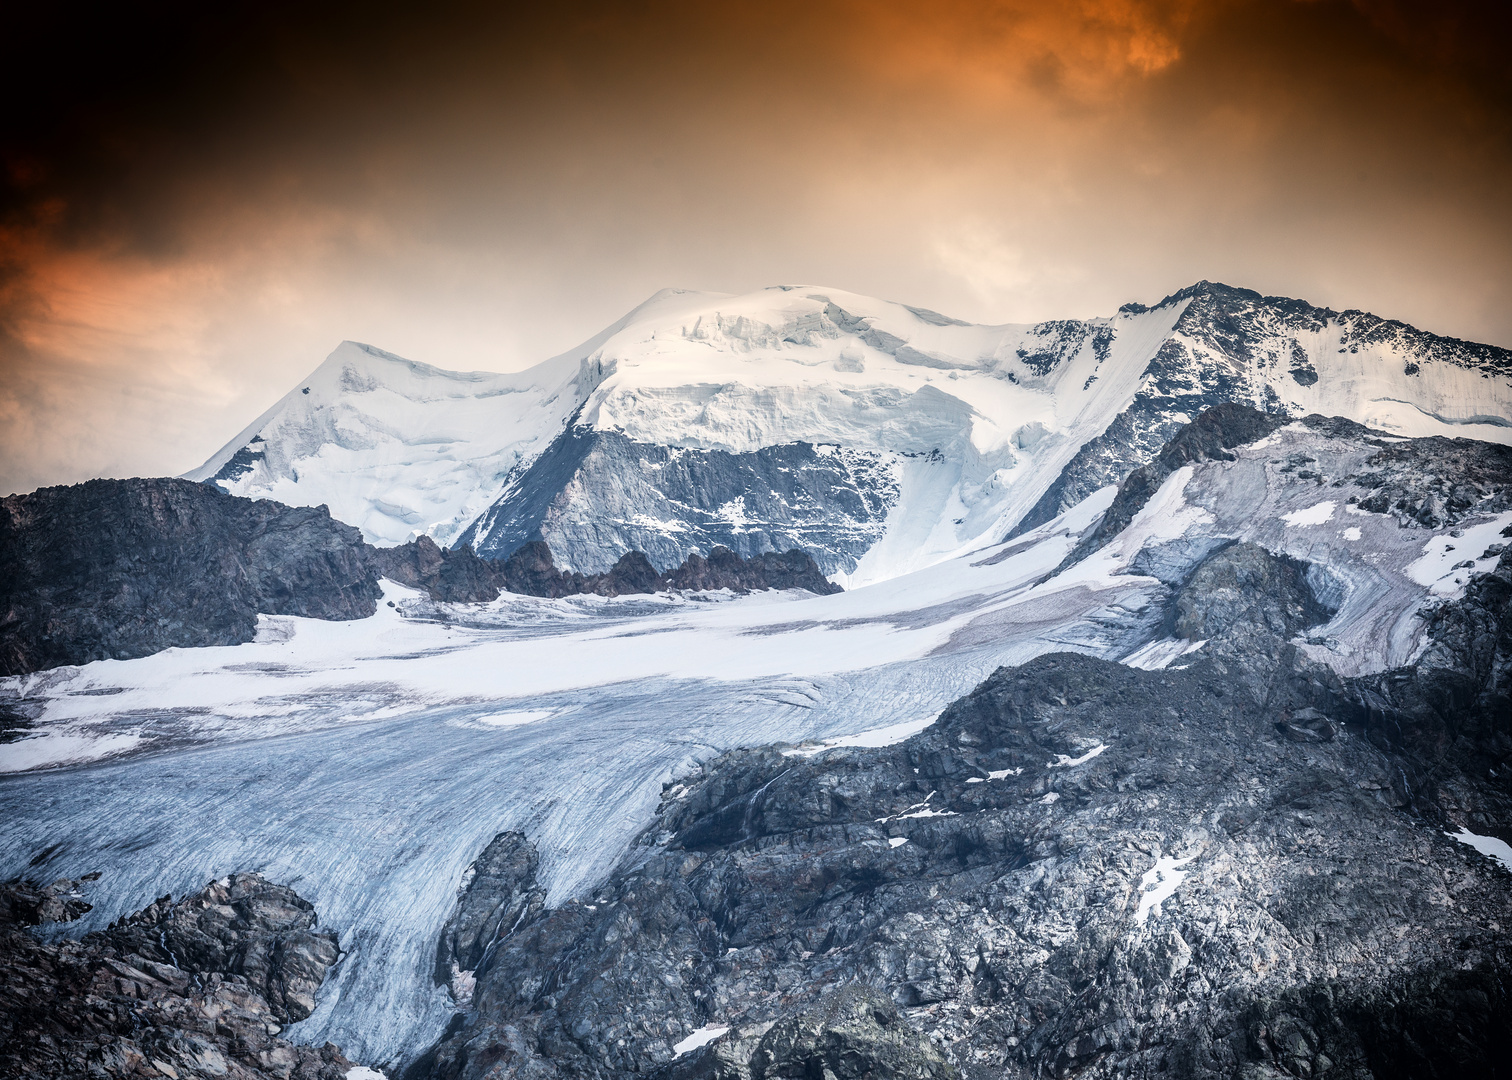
[0,0,1508,493]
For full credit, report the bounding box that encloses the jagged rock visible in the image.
[0,477,382,676]
[373,535,504,604]
[494,541,838,599]
[434,832,546,993]
[0,870,98,926]
[99,872,341,1023]
[0,873,356,1080]
[1058,402,1290,567]
[746,985,955,1079]
[664,547,842,595]
[457,428,899,579]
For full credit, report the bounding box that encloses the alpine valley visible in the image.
[3,281,1511,1080]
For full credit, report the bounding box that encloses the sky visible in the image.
[3,0,1510,495]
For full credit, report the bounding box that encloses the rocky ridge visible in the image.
[1012,281,1512,536]
[0,872,355,1080]
[0,479,838,677]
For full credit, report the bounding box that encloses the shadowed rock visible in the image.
[0,872,356,1079]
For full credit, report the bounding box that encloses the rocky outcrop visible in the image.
[0,478,382,676]
[1013,280,1512,536]
[663,547,842,595]
[492,542,841,599]
[414,541,1510,1080]
[0,479,840,676]
[456,427,899,579]
[98,872,341,1024]
[1350,545,1512,845]
[0,872,355,1080]
[1058,402,1289,567]
[432,832,546,996]
[372,535,505,604]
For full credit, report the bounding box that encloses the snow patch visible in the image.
[674,1025,730,1055]
[473,710,553,728]
[1135,854,1196,924]
[1282,501,1336,528]
[888,836,909,848]
[1449,828,1512,874]
[1048,744,1108,768]
[786,714,937,756]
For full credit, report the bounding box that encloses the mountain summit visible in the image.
[187,283,1512,586]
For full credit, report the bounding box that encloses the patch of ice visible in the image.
[1282,501,1336,527]
[674,1025,730,1055]
[1449,827,1512,874]
[888,836,909,848]
[1135,854,1196,924]
[786,714,937,756]
[474,710,553,728]
[1048,743,1108,768]
[1122,637,1206,671]
[0,732,142,773]
[347,1068,388,1080]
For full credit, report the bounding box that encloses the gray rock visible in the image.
[98,871,341,1024]
[0,872,356,1080]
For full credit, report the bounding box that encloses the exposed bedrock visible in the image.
[0,478,381,676]
[1060,404,1512,573]
[455,426,900,578]
[412,544,1511,1080]
[487,541,840,600]
[0,480,839,675]
[0,872,354,1080]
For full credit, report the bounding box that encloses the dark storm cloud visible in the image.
[2,1,1509,493]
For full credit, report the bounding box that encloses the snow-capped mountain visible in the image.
[188,282,1512,585]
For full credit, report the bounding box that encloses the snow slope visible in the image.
[189,283,1512,584]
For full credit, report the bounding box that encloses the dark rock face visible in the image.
[0,872,354,1080]
[415,541,1510,1080]
[1352,546,1512,845]
[433,832,546,993]
[456,427,899,578]
[372,535,507,604]
[494,542,840,599]
[0,478,382,676]
[1059,402,1290,567]
[1011,280,1512,537]
[99,872,341,1024]
[0,479,839,675]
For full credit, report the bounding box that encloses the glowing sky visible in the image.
[3,0,1509,494]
